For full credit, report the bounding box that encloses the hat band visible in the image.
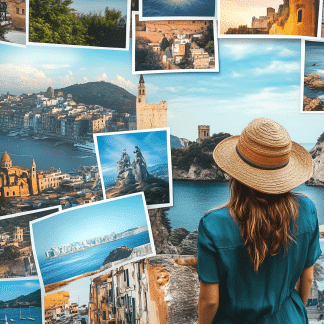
[236,145,289,170]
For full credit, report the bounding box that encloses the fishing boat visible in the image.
[19,308,26,320]
[9,320,14,322]
[27,308,35,321]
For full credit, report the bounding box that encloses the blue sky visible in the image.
[1,39,323,143]
[69,0,127,16]
[96,130,168,179]
[32,195,148,255]
[0,280,40,301]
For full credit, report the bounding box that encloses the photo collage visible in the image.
[0,0,324,323]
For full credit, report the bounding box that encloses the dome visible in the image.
[1,152,11,163]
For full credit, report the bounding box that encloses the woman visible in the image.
[197,118,322,324]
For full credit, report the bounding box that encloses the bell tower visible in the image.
[30,158,38,195]
[137,74,146,104]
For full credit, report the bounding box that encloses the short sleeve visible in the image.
[197,217,220,283]
[304,217,322,269]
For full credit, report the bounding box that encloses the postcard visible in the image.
[28,0,130,50]
[0,206,61,279]
[0,0,27,46]
[133,13,219,73]
[219,0,321,39]
[0,278,42,323]
[94,128,173,209]
[30,193,155,293]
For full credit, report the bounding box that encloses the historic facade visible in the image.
[136,75,167,130]
[2,0,26,30]
[0,152,70,198]
[13,226,23,242]
[197,125,210,143]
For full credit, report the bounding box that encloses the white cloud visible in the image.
[110,75,135,91]
[39,64,70,69]
[279,48,296,57]
[83,76,89,83]
[0,64,53,90]
[254,61,299,75]
[165,86,185,92]
[232,71,242,77]
[68,70,73,76]
[95,73,108,82]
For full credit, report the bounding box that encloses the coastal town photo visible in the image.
[134,14,217,72]
[94,128,172,209]
[30,194,155,293]
[220,0,320,36]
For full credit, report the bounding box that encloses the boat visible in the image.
[74,142,96,154]
[27,308,35,321]
[4,315,8,324]
[7,132,19,137]
[19,308,26,320]
[9,320,14,322]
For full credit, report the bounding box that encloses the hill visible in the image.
[170,135,191,149]
[54,81,136,114]
[0,289,41,308]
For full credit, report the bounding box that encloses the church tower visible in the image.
[13,226,23,242]
[137,74,146,104]
[30,158,38,195]
[1,152,12,170]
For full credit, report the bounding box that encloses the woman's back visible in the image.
[197,196,322,323]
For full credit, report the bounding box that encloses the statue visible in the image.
[132,146,149,185]
[117,149,130,176]
[116,149,134,187]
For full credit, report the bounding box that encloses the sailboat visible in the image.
[19,308,26,320]
[4,315,8,324]
[27,308,35,321]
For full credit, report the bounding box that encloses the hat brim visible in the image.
[213,136,313,194]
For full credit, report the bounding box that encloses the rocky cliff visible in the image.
[304,73,324,89]
[303,96,324,111]
[171,133,231,181]
[306,141,324,186]
[0,289,41,308]
[101,246,133,267]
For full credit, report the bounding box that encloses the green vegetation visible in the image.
[0,245,21,260]
[225,25,249,34]
[172,133,231,172]
[194,25,214,54]
[135,48,162,71]
[29,0,126,48]
[178,53,191,69]
[0,289,41,308]
[160,37,170,52]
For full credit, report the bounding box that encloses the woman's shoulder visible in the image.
[297,195,318,233]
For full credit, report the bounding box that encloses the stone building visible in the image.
[252,7,276,29]
[197,125,210,143]
[136,75,167,130]
[1,0,26,30]
[13,226,23,242]
[269,0,319,36]
[45,291,70,323]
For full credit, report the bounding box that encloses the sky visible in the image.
[69,0,127,16]
[1,39,324,143]
[96,130,169,179]
[220,0,283,33]
[0,280,40,301]
[31,194,148,256]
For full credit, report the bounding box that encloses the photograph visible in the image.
[303,41,324,112]
[0,279,42,324]
[0,206,60,278]
[94,128,172,209]
[30,193,155,293]
[140,0,216,19]
[133,14,218,73]
[0,0,26,46]
[28,0,130,50]
[219,0,320,37]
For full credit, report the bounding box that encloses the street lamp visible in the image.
[0,2,7,22]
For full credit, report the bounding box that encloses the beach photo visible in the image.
[0,206,60,278]
[94,128,172,209]
[220,0,320,37]
[30,194,155,293]
[303,41,324,112]
[0,0,26,46]
[140,0,216,19]
[0,279,42,324]
[29,0,130,49]
[133,14,218,73]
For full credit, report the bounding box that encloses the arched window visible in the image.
[13,191,15,196]
[297,9,303,23]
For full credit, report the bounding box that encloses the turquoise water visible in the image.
[38,231,150,286]
[168,182,324,232]
[0,308,41,324]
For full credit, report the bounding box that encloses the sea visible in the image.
[142,0,215,17]
[0,307,41,324]
[39,231,150,286]
[304,42,324,100]
[0,131,97,173]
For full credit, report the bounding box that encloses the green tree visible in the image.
[29,0,87,45]
[205,41,214,55]
[178,54,191,69]
[160,37,170,52]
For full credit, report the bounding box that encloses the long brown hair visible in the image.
[227,178,300,272]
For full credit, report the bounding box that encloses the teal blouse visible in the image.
[197,196,322,324]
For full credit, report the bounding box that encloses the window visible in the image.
[22,8,25,14]
[16,8,19,14]
[297,9,303,23]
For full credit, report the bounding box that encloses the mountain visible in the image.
[54,81,136,114]
[0,289,41,308]
[148,163,169,180]
[171,135,191,149]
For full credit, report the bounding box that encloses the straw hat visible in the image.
[213,118,313,194]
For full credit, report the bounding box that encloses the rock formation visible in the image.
[101,246,133,267]
[173,164,229,181]
[306,141,324,186]
[304,73,324,89]
[304,96,324,111]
